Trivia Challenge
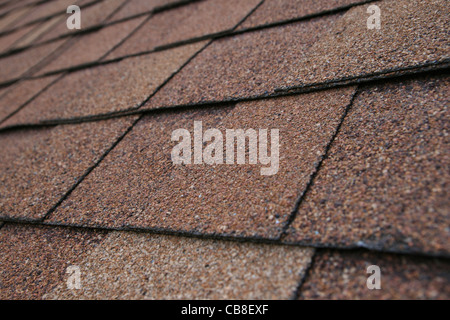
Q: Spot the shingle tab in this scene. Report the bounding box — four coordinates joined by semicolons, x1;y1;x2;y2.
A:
0;223;107;300
0;38;65;83
285;76;450;255
44;231;314;299
106;0;261;59
107;0;181;22
144;14;341;108
36;16;146;75
0;117;136;220
145;0;449;110
46;87;356;238
0;23;34;52
35;0;126;44
0;75;58;122
238;0;364;29
0;6;30;30
0;42;206;127
10;16;61;49
4;0;80;32
298;250;450;300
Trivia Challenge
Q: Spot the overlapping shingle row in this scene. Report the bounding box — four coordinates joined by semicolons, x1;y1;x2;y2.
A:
0;0;448;299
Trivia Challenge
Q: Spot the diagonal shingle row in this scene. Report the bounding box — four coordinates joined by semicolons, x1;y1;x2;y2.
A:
0;0;448;300
0;0;447;128
0;223;315;300
0;223;448;299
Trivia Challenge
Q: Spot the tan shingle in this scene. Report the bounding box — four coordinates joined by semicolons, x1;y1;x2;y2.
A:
44;231;314;299
0;223;107;300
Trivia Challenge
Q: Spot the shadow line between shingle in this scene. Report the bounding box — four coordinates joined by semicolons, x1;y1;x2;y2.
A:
0;59;447;132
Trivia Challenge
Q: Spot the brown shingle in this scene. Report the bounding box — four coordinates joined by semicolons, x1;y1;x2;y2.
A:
35;0;126;44
238;0;364;29
0;223;107;300
44;231;314;299
144;14;340;108
0;75;58;122
10;16;62;49
107;0;181;22
0;42;206;127
0;38;65;83
0;6;31;30
0;117;137;220
0;23;34;52
283;0;450;89
36;16;146;75
285;76;450;255
4;0;81;32
106;0;261;59
145;0;449;110
298;250;450;300
46;87;356;238
0;0;37;17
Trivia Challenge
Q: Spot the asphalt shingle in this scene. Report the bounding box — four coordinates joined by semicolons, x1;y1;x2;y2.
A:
3;0;79;32
0;23;34;52
106;0;261;59
107;0;182;22
34;0;126;44
0;6;31;31
44;231;314;299
0;0;448;301
145;0;449;110
285;75;450;255
0;42;206;127
0;223;107;300
0;117;136;220
0;38;65;83
0;75;58;122
46;87;356;239
35;16;146;75
238;0;365;29
298;250;450;300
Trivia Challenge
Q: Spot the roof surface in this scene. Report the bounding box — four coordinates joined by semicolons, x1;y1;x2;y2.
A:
0;0;448;300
